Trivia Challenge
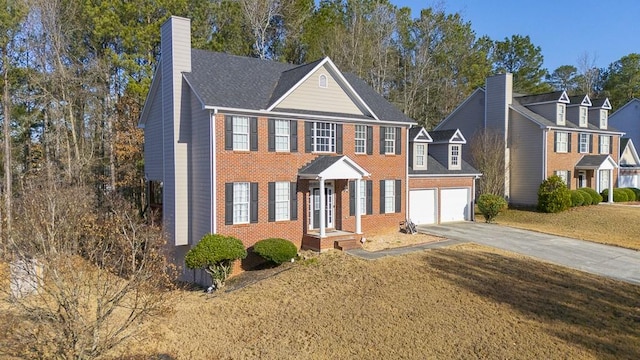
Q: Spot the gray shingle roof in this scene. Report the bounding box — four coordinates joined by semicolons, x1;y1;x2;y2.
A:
510;98;621;132
183;50;414;123
516;91;565;105
575;155;610;169
409;155;480;176
429;129;458;143
298;156;343;175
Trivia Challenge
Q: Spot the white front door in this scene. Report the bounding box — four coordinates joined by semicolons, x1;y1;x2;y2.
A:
309;183;334;229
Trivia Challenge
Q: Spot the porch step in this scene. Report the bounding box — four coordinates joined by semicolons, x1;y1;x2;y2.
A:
334;238;361;251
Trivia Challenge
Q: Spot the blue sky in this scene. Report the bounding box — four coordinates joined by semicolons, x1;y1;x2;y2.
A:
395;0;640;71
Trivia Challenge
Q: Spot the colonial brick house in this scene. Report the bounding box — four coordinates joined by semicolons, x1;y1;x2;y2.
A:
435;73;623;205
139;17;479;279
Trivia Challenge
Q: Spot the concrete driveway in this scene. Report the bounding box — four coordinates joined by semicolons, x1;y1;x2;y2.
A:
418;222;640;286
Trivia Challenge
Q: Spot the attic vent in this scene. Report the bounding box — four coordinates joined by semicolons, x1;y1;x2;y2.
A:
319;74;328;88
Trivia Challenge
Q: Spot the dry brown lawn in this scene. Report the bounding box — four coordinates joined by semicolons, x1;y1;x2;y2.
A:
496;204;640;250
121;245;640;360
361;225;444;251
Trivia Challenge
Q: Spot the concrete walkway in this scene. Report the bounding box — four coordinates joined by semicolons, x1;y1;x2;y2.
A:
418;222;640;285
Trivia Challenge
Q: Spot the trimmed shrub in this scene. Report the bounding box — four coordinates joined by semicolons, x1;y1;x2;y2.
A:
602;188;629;202
253;238;298;265
569;190;585;207
185;234;247;290
621;188;636;201
577;189;593;206
579;187;602;205
538;175;572;213
477;194;508;223
629;187;640;200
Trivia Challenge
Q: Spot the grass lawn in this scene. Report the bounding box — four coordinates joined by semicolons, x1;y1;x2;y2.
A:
495;204;640;250
123;244;640;359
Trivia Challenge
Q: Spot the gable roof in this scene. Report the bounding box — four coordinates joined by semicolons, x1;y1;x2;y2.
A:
429;129;466;144
409;155;480;176
575;155;618;170
568;94;592;107
591;98;612;110
409;127;433;142
610;98;640;117
516;90;569;105
182;50;413;123
298;155;370;180
620;138;640;166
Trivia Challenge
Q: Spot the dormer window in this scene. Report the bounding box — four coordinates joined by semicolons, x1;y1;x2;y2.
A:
579;106;588;127
319;74;328;88
599;109;608;129
449;144;461;170
413;143;427;170
557;103;566;125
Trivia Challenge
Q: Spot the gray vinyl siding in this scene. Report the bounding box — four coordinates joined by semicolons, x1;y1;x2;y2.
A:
508;111;544;205
190;95;212;247
277;64;364;115
428;144;449;167
610;100;640;149
485;74;512;133
437;90;485;163
526;103;557;123
144;86;164;180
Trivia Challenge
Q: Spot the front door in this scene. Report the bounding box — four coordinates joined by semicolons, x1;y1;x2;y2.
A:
578;171;587;188
310;184;334;229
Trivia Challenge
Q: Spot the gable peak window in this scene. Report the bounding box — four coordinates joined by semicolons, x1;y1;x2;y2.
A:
599;109;608;129
449;144;461;169
556;103;566;125
579;106;588;127
319;74;328;88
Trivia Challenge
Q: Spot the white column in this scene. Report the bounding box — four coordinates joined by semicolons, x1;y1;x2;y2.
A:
608;169;614;203
319;177;325;238
355;179;362;234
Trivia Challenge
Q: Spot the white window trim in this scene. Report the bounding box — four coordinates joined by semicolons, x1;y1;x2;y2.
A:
384;127;395;154
554;170;569;187
579;133;589;154
414;143;426;169
600;135;610;154
557;103;566;125
233;182;250;224
600;109;608;129
275;119;290;152
275;182;290;221
313;122;336;153
358;179;366;216
232;116;250;151
319;74;328;88
556;132;568;153
599;169;610;192
449;144;461;169
355;125;366;154
579;106;588;127
384;180;395;214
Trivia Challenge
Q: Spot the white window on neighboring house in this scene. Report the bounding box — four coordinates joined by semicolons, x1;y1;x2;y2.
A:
275;119;290;152
384;127;395;154
415;144;425;167
579;106;588;127
600;135;610;154
232;116;250;150
355;125;366;154
449;144;460;169
557;103;566;125
600;110;608;129
233;182;250;224
599;169;610;193
313;122;336;152
275;182;290;221
579;133;589;153
384;180;395;214
358;179;366;216
556;132;568;153
555;170;569;187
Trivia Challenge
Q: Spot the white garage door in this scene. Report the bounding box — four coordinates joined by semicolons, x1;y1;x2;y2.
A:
409;189;436;225
440;188;469;223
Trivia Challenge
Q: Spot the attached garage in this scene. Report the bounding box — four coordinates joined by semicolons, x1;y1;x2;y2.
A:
440;188;470;222
409;189;436;225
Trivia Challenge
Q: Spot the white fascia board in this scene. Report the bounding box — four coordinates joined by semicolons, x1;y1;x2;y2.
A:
545;126;625;136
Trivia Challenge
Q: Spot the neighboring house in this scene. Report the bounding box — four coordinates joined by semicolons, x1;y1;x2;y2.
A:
139;16;480;279
436;73;623;205
619;138;640;188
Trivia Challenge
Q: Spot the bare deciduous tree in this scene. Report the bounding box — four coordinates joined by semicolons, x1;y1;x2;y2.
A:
469;129;508;197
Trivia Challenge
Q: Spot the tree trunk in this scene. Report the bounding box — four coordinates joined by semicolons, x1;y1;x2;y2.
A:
3;49;12;244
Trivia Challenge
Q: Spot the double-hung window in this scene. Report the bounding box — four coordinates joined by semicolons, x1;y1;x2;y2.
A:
554;170;569;187
275;120;290;152
384;180;395;214
233;182;249;224
579;133;589;153
449;145;460;169
275;182;290;221
600;110;608;129
233;116;250;150
384;127;395;154
555;132;569;153
556;104;566;125
415;144;425;166
355;125;366;154
313;122;335;152
356;179;367;216
579;107;588;127
600;135;610;154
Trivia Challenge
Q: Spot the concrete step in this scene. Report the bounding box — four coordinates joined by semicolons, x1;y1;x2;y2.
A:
334;238;360;251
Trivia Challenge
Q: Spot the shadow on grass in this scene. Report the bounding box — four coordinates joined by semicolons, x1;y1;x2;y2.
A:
425;248;640;359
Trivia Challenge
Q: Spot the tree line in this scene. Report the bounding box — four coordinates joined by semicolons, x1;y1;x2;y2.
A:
1;0;639;238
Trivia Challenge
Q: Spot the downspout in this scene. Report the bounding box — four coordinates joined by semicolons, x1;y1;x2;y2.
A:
211;109;218;234
542;129;548;181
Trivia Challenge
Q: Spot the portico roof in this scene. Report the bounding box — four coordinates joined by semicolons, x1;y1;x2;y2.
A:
575;155;618;170
298;155;370;180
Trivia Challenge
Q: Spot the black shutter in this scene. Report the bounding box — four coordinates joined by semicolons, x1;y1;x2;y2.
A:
268;119;275;152
268;182;275;222
380;126;386;154
567;171;572;189
290;120;298;152
305;122;313;153
290;182;297;220
225;116;233;150
395;127;402;155
598;135;602;153
225;183;233;224
336;123;343;154
589;134;593;153
349;180;355;216
366;126;373;154
250;117;258;151
366;180;373;215
379;180;385;213
395;179;401;213
567;133;572;152
250;182;258;223
554;132;557;152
